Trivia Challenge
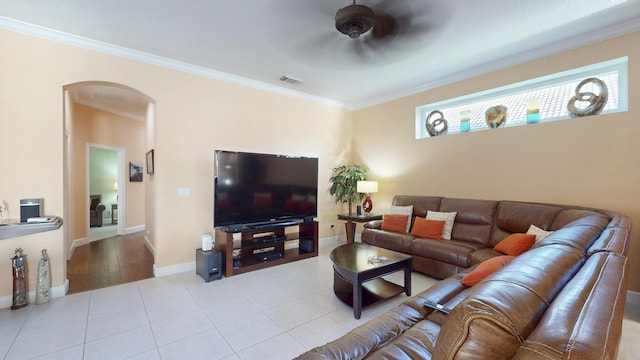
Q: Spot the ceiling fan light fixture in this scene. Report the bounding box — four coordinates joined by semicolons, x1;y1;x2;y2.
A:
335;4;375;39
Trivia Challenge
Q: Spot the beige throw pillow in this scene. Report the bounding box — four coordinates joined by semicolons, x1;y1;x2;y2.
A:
426;211;457;240
389;205;414;233
527;224;554;242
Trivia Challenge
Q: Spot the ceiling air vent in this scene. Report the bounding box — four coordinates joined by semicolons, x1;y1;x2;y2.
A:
280;75;303;85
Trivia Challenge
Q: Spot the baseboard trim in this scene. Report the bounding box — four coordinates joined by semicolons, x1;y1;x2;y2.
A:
69;237;89;260
125;225;145;235
0;279;69;310
319;235;346;245
152;237;344;277
143;235;156;257
153;261;195;277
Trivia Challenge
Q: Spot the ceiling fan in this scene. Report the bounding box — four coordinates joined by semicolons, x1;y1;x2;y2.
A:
334;0;396;40
271;0;449;67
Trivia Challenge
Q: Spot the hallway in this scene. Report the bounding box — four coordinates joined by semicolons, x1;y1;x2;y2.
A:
67;232;154;294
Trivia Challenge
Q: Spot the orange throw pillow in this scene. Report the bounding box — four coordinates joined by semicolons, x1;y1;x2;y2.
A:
410;217;446;239
381;214;410;234
494;233;536;256
461;255;515;286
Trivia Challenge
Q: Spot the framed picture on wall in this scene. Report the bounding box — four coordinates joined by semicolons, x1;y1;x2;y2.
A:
146;149;154;175
129;162;143;182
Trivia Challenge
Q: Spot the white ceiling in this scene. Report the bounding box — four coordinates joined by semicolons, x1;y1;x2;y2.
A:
2;0;640;110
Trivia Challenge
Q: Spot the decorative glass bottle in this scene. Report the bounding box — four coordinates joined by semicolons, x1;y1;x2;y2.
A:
36;249;51;305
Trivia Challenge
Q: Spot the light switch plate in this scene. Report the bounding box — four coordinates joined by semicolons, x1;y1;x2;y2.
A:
177;187;191;197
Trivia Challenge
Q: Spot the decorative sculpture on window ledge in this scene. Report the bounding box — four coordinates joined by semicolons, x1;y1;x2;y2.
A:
567;77;608;118
485;105;508;128
426;110;448;137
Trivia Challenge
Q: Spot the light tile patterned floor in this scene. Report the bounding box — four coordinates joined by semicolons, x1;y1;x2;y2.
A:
1;240;638;359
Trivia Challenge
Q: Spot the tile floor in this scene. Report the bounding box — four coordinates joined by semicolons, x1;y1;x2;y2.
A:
1;240;437;360
1;239;638;359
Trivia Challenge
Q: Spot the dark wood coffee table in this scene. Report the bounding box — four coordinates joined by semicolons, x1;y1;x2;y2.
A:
330;242;412;319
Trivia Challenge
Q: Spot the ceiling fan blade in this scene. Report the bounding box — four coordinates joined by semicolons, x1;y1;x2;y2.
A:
372;13;397;39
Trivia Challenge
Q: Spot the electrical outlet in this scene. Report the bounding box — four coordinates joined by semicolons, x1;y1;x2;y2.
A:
330;224;335;230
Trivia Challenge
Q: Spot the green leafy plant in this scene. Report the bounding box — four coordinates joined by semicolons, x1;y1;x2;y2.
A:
329;164;367;215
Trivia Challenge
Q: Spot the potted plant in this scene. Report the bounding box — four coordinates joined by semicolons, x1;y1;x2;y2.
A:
329;164;367;215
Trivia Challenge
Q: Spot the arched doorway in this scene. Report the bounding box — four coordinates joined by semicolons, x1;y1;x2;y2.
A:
63;81;156;293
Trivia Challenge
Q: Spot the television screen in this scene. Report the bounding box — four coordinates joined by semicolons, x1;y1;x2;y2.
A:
214;150;318;230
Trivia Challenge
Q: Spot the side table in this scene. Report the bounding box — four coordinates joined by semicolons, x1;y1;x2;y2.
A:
338;213;383;243
196;249;222;282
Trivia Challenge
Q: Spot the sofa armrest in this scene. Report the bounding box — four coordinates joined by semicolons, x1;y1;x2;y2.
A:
364;220;382;229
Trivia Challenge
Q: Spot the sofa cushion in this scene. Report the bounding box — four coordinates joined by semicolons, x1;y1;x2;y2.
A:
382;214;411;233
550;208;610;230
491;201;562;246
362;228;414;254
461;255;515;286
410;217;445;239
587;227;629;256
439;198;497;246
411;238;483;268
534;220;609;254
433;244;585;359
393;195;442;218
469;247;502;265
494;233;536;256
426;211;457;240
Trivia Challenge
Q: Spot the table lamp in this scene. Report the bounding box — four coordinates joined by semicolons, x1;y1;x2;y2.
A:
357;180;378;214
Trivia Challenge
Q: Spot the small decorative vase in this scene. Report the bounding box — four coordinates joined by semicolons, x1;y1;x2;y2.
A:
362;195;373;213
11;248;28;310
460;110;471;133
485;105;507;128
36;249;51;305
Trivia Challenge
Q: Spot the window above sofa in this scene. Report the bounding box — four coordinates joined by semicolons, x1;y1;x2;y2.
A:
415;56;628;138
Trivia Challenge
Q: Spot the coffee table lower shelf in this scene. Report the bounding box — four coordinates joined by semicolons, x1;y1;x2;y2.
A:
333;271;406;318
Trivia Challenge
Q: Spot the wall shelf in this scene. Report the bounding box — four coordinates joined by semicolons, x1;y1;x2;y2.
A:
0;216;63;240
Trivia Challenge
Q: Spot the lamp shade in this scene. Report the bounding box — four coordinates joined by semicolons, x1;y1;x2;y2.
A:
357;180;378;193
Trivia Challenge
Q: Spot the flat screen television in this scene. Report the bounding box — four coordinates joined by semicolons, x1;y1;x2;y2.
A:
214;150;318;230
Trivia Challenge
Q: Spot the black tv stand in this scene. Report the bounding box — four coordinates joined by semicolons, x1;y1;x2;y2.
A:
215;221;318;277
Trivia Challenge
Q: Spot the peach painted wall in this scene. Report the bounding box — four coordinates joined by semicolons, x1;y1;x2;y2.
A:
353;31;640;291
3;23;634;304
145;103;156;252
70;103;91;241
0;28;351;301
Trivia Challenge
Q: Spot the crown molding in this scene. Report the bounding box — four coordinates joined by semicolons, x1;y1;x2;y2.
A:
2;14;638;112
0;16;352;110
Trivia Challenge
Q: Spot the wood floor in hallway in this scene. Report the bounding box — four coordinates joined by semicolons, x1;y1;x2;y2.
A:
67;232;154;294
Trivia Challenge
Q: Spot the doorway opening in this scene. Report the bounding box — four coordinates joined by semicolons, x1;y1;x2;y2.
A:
63;81;156;293
87;145;121;242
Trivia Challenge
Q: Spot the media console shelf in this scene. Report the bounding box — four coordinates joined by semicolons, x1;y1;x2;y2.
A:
215;221;318;277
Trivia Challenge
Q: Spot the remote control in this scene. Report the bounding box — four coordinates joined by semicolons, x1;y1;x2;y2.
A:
423;299;452;314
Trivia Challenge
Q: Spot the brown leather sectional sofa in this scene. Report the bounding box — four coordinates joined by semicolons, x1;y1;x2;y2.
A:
297;195;631;359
